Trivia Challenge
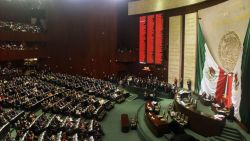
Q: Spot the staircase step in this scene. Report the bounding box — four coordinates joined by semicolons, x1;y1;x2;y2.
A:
220;134;242;141
214;136;229;141
221;130;242;139
223;128;239;134
208;127;247;141
207;137;217;141
224;126;239;132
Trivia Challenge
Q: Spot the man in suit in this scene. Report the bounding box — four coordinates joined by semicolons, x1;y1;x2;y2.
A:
228;105;235;122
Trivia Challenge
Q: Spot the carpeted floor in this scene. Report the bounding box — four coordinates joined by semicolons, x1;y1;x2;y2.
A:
101;98;144;141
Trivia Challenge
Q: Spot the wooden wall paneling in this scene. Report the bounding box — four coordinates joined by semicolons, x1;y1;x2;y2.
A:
46;0;118;78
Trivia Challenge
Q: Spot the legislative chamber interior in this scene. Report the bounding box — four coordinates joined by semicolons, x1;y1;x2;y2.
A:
0;0;250;141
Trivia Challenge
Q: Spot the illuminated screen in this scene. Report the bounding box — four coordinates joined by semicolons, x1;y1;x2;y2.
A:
155;14;163;64
147;15;154;64
139;16;146;63
139;13;163;65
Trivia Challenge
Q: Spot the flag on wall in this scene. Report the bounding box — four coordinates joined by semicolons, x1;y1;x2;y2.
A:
195;23;227;103
196;20;250;129
231;50;242;121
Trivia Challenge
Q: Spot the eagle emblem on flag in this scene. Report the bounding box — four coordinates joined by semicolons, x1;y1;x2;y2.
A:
207;67;216;80
234;73;239;90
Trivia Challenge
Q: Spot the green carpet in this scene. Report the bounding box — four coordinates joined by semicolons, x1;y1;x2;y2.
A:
101;99;144;141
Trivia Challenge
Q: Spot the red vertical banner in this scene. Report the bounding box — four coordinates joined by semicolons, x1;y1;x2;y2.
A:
139;16;146;63
225;73;233;108
147;15;154;64
155;14;163;64
215;67;227;104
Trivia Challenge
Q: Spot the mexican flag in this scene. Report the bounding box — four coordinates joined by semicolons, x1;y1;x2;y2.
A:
196;20;250;129
231;50;242;121
195;23;228;105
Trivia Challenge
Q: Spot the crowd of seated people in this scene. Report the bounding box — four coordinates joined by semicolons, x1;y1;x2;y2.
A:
49;91;80;115
39;72;127;103
45;115;66;139
88;120;104;141
41;94;62;112
0;113;8;127
0;66;22;78
0;42;40;51
199;92;215;106
2;108;105;141
0;109;19;127
0;109;24;141
30;114;50;135
18;113;50;141
58;117;83;140
106;74;172;93
2;112;104;141
0;20;43;33
14;112;37;140
0;71;129;141
77;118;90;140
0;42;24;50
42;116;103;141
0;76;63;110
40;89;105;120
39;72;89;90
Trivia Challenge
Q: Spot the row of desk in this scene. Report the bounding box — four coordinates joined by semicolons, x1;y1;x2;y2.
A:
174;93;226;137
144;101;170;137
145;112;170;137
0;111;25;140
144;91;226;138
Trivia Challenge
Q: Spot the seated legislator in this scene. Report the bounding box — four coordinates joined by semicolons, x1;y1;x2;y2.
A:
145;101;161;114
200;92;214;106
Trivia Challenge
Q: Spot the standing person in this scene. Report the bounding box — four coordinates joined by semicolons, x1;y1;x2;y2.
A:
187;79;191;91
179;78;183;88
174;78;178;87
228;105;235;122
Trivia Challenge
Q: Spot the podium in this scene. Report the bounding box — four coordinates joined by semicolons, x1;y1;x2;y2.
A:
121;114;129;133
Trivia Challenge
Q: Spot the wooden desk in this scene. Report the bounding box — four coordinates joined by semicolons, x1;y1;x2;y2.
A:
174;100;225;137
121;114;129;133
145;112;170;137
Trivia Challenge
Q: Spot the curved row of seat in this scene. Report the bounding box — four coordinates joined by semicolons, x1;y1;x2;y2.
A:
1;71;129;141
